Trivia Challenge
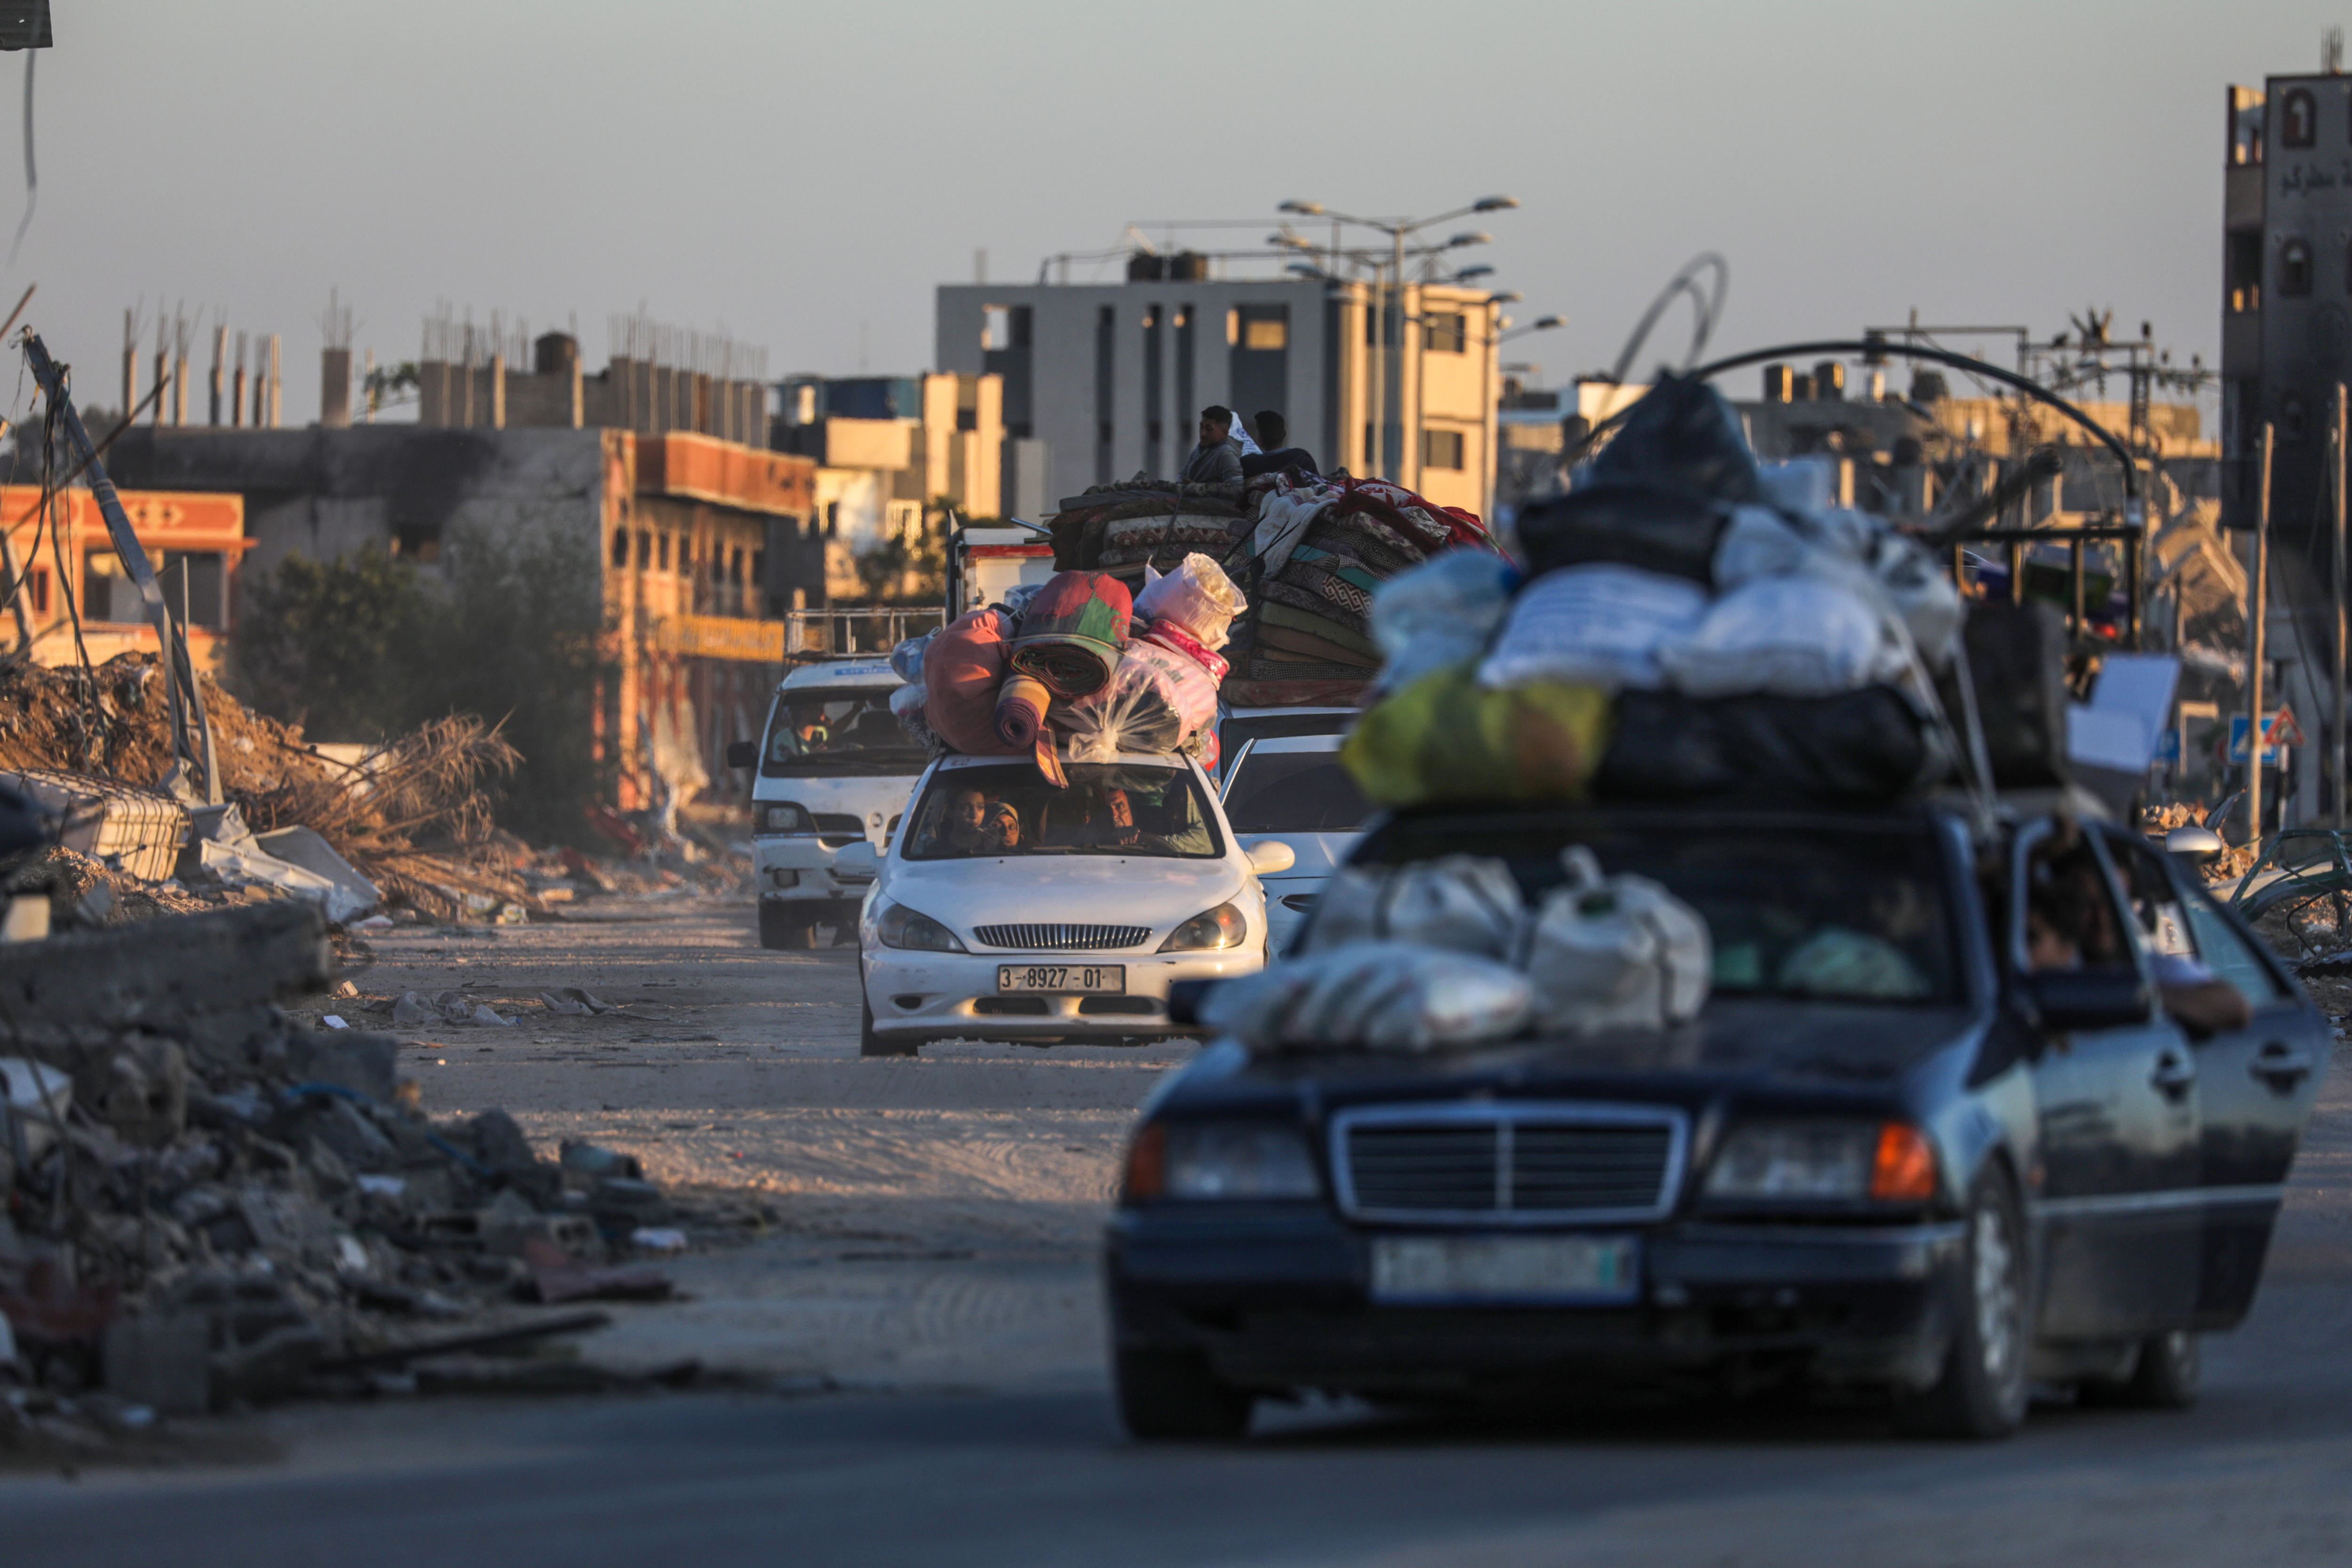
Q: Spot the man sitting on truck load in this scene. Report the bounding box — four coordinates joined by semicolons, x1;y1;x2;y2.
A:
1240;410;1319;479
1178;406;1244;486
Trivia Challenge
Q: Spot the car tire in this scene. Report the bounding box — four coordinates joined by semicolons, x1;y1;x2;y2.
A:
1895;1165;2030;1441
757;900;803;950
2080;1330;2201;1411
858;993;918;1058
1113;1346;1252;1442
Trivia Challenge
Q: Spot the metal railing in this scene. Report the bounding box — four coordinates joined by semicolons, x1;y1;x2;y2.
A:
784;606;946;658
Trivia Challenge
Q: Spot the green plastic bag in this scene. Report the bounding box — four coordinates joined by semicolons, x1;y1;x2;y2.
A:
1342;663;1613;807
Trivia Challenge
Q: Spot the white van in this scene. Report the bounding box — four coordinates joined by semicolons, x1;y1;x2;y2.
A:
744;657;930;949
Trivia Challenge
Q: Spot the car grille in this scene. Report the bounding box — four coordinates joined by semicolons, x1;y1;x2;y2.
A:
971;923;1153;952
1334;1105;1685;1224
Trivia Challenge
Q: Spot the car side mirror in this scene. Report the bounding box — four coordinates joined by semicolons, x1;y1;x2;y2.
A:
1245;840;1296;876
833;842;881;881
727;740;757;770
2164;825;2225;864
2019;968;2153;1033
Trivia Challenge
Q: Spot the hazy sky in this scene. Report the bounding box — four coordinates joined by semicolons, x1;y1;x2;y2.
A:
3;1;2335;428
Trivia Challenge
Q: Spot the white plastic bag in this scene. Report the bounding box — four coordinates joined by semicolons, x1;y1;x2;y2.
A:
1304;855;1524;958
1058;638;1221;761
1133;552;1248;651
1516;847;1710;1035
889;682;928;718
1660;576;1907;698
1477;565;1708;692
1202;941;1534;1054
1714;506;1963;671
1370;549;1518;693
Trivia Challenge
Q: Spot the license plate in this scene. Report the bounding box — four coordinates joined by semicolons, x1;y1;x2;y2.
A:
1370;1234;1639;1304
996;964;1125;994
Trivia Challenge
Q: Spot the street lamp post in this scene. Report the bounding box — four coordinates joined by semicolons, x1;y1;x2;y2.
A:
1276;196;1518;481
1480;306;1561;518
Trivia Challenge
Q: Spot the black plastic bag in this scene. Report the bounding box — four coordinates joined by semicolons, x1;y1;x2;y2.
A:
1595;686;1943;806
1511;482;1730;584
1583;375;1761;505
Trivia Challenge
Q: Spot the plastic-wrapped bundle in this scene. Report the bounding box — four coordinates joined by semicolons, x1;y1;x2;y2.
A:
1058;635;1222;763
1369;549;1519;694
1342;663;1612;808
922;607;1024;756
1477;565;1708;692
1515;848;1710;1035
1594;686;1942;806
1200;941;1534;1055
1660;576;1908;698
1133;553;1247;651
1303;855;1525;959
1007;571;1133;699
889;629;937;685
1713;505;1964;671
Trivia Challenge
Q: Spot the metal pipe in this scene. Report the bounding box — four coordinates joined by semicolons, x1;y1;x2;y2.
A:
2250;423;2273;845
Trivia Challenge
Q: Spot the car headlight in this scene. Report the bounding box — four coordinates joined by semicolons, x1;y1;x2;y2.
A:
1121;1121;1319;1202
760;802;814;834
1703;1121;1937;1202
875;900;966;953
1157;902;1248;952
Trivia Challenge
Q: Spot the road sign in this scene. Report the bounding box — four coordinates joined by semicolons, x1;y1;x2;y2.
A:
2227;712;2296;765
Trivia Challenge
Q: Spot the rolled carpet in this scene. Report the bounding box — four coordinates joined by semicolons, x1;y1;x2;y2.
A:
995;675;1051;750
1009;569;1133;699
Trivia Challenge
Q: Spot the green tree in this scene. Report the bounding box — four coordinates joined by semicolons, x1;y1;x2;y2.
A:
232;546;429;738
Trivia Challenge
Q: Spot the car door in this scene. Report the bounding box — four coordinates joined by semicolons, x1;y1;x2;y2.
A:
2018;823;2203;1340
2161;857;2329;1327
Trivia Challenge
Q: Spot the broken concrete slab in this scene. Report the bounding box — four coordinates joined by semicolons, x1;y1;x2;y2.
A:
0;767;189;882
254;826;381;922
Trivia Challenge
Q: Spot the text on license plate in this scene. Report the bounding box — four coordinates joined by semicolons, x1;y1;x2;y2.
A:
1370;1234;1639;1304
996;964;1125;993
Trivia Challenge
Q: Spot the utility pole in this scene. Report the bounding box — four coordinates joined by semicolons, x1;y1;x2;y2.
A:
2249;423;2273;844
2336;385;2347;828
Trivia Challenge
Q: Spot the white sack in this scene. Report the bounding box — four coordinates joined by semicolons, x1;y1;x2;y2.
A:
1202;941;1534;1055
1478;565;1708;692
1304;855;1525;959
1370;549;1517;694
1660;576;1907;699
1516;847;1711;1035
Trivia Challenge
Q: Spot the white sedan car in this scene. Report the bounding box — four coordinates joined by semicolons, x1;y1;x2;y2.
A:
852;750;1290;1056
1216;732;1372;955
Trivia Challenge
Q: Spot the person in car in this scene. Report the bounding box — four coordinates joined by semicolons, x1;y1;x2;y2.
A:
2023;836;2251;1037
928;786;1020;855
1041;785;1144;850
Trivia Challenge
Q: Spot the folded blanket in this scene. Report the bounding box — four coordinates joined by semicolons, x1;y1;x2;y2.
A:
1261;580;1372;640
995;675;1050;750
1257;621;1381;668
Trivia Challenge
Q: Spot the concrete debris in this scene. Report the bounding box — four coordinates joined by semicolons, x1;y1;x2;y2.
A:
390;990;517;1028
0;767;189;882
0;897;681;1438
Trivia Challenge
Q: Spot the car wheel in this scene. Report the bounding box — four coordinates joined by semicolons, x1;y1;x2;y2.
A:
858;993;918;1058
757;901;804;950
1113;1346;1252;1442
2081;1330;2201;1411
1895;1166;2029;1440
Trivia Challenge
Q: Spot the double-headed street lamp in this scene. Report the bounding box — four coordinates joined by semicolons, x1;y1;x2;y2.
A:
1272;196;1520;481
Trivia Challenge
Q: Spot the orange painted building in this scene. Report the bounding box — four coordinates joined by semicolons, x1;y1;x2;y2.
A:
0;485;248;673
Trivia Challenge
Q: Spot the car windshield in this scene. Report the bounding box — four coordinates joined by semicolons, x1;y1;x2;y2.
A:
1223;751;1370;835
903;762;1224;860
762;687;929;776
1358;813;1959;1005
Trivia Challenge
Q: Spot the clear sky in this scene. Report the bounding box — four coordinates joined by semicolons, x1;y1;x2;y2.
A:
1;0;2335;427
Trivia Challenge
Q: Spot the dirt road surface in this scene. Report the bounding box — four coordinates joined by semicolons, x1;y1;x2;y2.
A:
6;896;2352;1567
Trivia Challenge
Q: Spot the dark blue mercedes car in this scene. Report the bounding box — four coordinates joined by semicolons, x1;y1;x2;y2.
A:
1108;804;2328;1440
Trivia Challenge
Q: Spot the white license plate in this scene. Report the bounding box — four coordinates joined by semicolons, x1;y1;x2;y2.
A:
1371;1234;1639;1304
996;964;1125;994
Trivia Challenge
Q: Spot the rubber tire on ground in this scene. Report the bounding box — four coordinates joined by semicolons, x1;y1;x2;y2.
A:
1895;1166;2030;1440
1113;1346;1253;1442
2080;1329;2201;1410
858;991;918;1058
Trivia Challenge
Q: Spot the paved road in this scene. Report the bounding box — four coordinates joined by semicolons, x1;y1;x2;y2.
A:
6;910;2352;1565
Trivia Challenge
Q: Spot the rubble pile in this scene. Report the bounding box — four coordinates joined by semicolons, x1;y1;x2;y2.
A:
0;898;700;1454
0;652;532;922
